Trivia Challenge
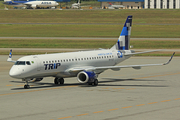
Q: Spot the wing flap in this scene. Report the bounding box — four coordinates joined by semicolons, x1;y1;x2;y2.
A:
67;52;175;73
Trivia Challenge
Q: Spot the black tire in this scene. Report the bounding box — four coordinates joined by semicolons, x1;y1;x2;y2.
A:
54;78;59;84
94;79;98;86
24;85;30;89
60;78;64;85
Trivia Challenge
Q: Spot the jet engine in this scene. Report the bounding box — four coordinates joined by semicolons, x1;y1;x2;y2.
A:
77;71;97;83
31;78;43;82
31;4;37;9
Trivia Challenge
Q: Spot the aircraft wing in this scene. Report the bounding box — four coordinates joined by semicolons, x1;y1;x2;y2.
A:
67;52;175;73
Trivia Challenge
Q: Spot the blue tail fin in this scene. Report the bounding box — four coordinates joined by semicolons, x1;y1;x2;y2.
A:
111;15;132;50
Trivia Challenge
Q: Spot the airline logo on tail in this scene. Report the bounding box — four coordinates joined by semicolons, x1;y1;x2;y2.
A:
110;15;132;51
118;16;132;50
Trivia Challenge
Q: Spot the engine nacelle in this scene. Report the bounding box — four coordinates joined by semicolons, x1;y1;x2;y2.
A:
31;78;43;82
31;4;37;9
77;71;96;83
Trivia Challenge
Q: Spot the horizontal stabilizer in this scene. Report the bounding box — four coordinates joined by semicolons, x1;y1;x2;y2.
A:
124;50;161;56
7;49;16;63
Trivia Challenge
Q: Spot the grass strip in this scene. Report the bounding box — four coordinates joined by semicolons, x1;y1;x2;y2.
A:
0;24;180;38
0;39;180;49
0;9;180;24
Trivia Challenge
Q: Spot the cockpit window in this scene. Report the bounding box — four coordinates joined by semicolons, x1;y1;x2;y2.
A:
26;61;31;65
15;61;25;65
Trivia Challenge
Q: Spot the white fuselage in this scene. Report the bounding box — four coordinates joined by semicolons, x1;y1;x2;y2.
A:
4;1;59;8
9;49;131;80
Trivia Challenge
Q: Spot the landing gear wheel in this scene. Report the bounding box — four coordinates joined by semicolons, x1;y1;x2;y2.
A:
94;79;98;86
54;78;59;84
24;85;30;89
54;78;64;85
59;78;64;85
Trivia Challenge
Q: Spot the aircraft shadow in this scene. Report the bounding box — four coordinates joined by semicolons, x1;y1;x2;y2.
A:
11;78;167;90
11;82;84;90
98;78;167;87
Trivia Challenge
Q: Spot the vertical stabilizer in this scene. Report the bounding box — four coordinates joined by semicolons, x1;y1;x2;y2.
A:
111;16;132;50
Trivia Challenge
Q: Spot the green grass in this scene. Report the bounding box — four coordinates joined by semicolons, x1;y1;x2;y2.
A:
0;9;180;24
0;24;180;38
0;9;179;38
0;39;179;56
0;9;179;56
0;39;179;49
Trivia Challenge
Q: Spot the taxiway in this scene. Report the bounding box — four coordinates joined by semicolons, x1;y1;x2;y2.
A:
0;55;180;120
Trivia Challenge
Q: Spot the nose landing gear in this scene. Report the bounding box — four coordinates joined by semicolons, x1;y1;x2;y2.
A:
23;79;30;89
24;84;30;89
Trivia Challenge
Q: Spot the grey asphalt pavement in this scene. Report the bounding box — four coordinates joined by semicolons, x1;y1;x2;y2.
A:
0;55;180;120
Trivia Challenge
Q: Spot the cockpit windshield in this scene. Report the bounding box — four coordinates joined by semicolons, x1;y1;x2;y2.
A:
15;61;31;65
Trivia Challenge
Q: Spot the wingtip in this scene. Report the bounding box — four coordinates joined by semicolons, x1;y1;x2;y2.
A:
163;52;175;65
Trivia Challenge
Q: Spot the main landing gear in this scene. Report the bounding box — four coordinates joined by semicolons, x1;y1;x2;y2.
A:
88;79;98;86
54;77;64;85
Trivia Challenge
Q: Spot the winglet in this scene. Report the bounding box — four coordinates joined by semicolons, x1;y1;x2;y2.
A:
163;52;175;65
7;49;16;63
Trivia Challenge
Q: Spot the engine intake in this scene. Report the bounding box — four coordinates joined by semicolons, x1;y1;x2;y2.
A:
77;71;96;83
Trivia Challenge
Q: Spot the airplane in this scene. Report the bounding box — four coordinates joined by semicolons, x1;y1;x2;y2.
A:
108;2;124;9
7;16;175;89
3;0;59;9
71;0;80;9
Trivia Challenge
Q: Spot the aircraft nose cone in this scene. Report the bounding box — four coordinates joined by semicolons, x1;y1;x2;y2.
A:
9;66;22;78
